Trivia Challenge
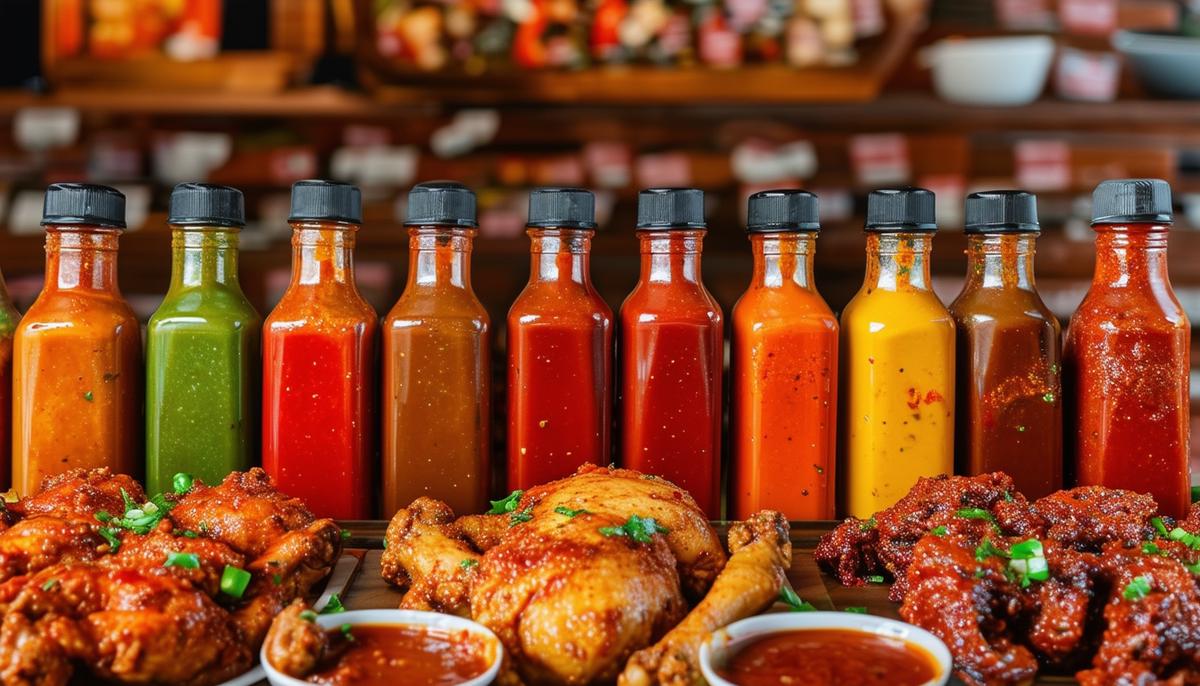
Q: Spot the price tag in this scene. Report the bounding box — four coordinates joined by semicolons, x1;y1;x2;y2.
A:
584;141;632;188
636;152;692;188
1015;140;1071;192
850;133;910;186
994;0;1054;31
1058;0;1118;36
1055;48;1120;102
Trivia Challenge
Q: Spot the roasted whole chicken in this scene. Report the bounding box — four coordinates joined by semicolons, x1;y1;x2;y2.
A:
369;465;790;686
817;472;1200;685
0;468;342;686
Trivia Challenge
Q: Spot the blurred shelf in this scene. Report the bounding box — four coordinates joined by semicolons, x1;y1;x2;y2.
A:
0;87;1199;134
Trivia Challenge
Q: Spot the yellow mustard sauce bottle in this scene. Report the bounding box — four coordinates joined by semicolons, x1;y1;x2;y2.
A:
841;188;955;518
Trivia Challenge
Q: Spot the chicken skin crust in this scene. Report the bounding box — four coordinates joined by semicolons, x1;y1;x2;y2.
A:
381;464;790;686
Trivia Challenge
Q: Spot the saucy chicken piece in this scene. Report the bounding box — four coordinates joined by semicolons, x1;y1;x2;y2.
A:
899;533;1040;686
0;565;251;686
381;497;478;615
816;473;1040;601
1031;486;1157;552
1025;543;1103;670
0;518;105;585
1078;545;1200;685
263;600;341;678
619;511;791;686
102;520;246;597
170;468;316;559
7;468;144;522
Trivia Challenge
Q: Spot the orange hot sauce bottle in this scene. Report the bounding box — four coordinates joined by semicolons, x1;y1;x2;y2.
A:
730;190;838;520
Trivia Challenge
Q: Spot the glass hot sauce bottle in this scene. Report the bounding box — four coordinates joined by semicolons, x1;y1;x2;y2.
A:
146;183;260;494
383;181;490;516
1065;179;1191;518
507;188;613;490
949;191;1062;500
262;181;377;519
13;184;142;495
730;190;838;521
619;188;724;518
841;188;955;518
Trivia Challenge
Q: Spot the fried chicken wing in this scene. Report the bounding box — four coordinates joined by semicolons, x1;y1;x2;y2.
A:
0;565;251;686
262;601;339;679
1031;487;1157;552
619;511;791;686
170;468;315;558
381;497;479;614
7;468;144;522
102;520;246;597
0;518;105;584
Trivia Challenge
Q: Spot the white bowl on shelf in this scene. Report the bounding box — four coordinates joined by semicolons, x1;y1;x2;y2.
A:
922;35;1056;106
699;611;952;686
260;609;503;686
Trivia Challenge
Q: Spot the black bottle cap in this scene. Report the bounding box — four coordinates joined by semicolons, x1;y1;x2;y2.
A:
865;187;937;232
1092;179;1173;225
168;183;245;227
405;181;477;227
964;190;1039;234
636;188;705;229
528;188;597;229
747;189;820;232
41;183;126;229
289;180;362;224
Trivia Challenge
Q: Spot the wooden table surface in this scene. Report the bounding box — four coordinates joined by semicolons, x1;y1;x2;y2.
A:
298;521;1075;685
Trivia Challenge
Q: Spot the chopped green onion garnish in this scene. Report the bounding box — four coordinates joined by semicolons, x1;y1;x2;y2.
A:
164;552;200;569
1009;556;1049;588
956;508;993;521
299;610;318;622
1187;560;1200;576
340;529;352;541
340;624;355;642
41;578;58;591
98;527;121;553
598;515;669;544
1123;575;1151;601
172;472;194;495
844;606;868;614
1009;539;1044;560
95;511;112;523
1143;542;1164;556
459;559;478;570
929;525;947;537
509;507;534;527
554;506;589;518
866;575;885;584
321;593;346;615
779;586;816;612
860;517;877;531
975;539;1007;562
219;565;252;599
1151;517;1169;537
272;574;282;586
488;490;523;515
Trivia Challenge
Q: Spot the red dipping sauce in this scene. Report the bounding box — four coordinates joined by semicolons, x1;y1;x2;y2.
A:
716;629;939;686
507;214;613;490
619;189;723;517
308;624;492;686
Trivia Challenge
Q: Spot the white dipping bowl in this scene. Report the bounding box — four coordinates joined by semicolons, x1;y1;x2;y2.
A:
923;35;1055;106
261;609;503;686
700;611;952;686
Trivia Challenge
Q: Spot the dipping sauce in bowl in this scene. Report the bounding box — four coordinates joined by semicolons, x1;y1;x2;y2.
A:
308;624;492;686
700;611;950;686
715;628;938;686
262;609;503;686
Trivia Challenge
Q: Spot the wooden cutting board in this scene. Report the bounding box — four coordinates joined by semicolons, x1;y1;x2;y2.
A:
264;521;1073;685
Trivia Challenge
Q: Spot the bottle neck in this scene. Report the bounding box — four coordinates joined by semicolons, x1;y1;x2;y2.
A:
637;229;705;285
962;233;1037;292
169;226;242;290
1091;223;1171;289
527;227;594;286
863;232;934;292
289;221;359;287
43;225;121;294
750;232;816;290
406;225;476;290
